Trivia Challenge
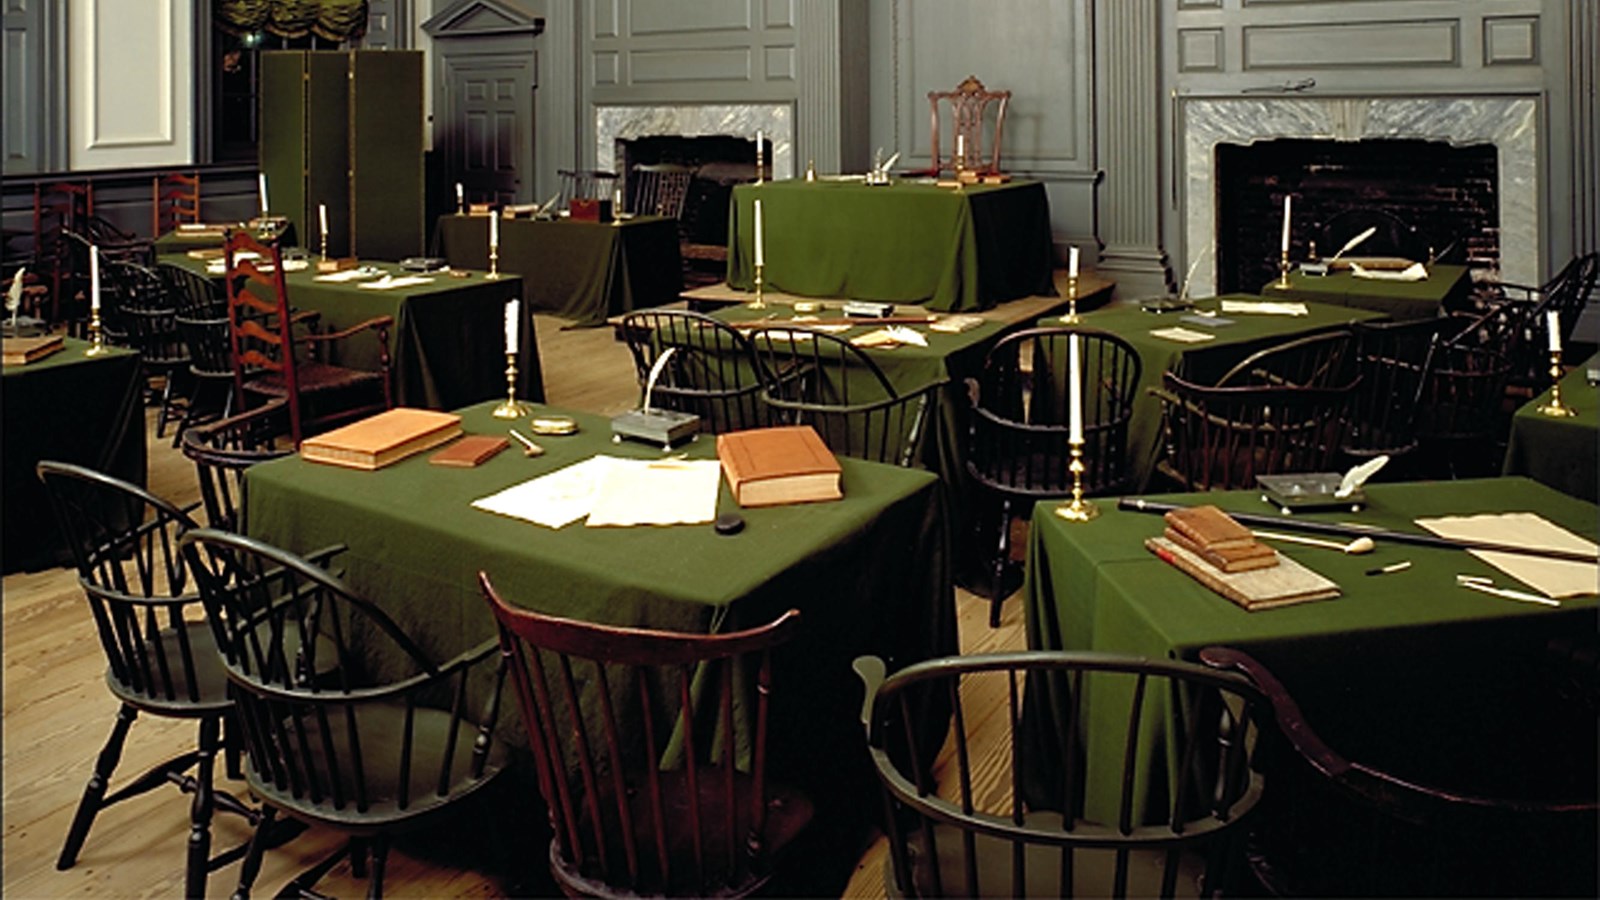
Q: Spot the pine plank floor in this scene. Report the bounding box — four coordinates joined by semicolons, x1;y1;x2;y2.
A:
2;310;1030;898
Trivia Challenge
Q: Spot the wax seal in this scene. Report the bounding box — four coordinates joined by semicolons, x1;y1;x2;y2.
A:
714;513;745;536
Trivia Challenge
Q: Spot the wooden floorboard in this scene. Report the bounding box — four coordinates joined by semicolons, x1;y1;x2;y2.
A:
3;297;1035;898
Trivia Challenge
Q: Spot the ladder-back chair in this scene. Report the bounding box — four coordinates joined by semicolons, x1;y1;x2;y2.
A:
152;171;202;237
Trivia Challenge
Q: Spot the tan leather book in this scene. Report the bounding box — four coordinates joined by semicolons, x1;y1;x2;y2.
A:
2;335;64;366
1146;536;1339;611
716;425;843;507
1163;527;1279;573
429;435;508;468
300;408;462;470
1164;505;1256;550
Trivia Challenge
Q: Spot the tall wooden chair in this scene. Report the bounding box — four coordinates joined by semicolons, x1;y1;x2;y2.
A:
618;309;769;435
747;325;944;468
479;572;814;897
558;168;621;206
36;461;264;900
855;651;1271;898
628;162;694;218
152;171;202;236
964;327;1141;625
32;181;93;324
926;75;1010;175
182;529;509;900
224;229;393;445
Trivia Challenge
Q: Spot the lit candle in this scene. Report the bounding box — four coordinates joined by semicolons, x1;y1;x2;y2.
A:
1068;334;1083;443
505;299;520;352
1281;195;1292;254
753;199;764;267
258;173;269;217
1068;245;1080;279
89;245;100;313
489;210;499;252
318;203;328;241
455;182;464;209
1547;310;1562;353
956;134;965;165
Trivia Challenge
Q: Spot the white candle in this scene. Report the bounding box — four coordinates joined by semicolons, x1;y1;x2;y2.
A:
89;245;100;313
956;134;965;164
753;199;764;267
455;182;464;209
1547;310;1562;353
1281;195;1292;254
258;173;269;216
1068;245;1080;279
1068;334;1083;443
318;203;328;241
489;211;499;251
505;299;520;352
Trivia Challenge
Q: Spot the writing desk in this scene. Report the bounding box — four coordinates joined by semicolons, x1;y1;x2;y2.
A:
726;179;1055;312
1068;296;1384;488
433;214;683;326
1504;352;1598;502
1261;263;1471;320
161;254;539;409
245;400;955;839
3;338;146;572
1022;477;1597;824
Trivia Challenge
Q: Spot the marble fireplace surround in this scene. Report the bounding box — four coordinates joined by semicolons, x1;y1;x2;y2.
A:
596;104;794;181
1183;96;1538;298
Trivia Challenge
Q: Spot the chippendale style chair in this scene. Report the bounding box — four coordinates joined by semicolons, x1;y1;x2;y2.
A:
927;75;1011;175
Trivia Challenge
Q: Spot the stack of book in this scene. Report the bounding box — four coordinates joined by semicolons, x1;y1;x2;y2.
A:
1145;505;1339;611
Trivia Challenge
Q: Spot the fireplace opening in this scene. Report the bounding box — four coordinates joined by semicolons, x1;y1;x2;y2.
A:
616;135;766;277
1215;138;1499;295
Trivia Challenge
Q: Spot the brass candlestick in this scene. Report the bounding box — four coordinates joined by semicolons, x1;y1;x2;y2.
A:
492;352;528;419
486;244;501;280
84;307;108;356
1063;275;1081;324
1536;350;1577;417
319;232;329;264
1275;249;1292;289
1055;440;1099;521
747;262;767;309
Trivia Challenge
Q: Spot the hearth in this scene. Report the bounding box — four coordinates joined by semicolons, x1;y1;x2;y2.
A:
616;134;767;249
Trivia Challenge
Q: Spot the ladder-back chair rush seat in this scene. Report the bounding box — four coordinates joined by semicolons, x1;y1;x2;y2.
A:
925;75;1011;176
1201;646;1598;898
855;651;1272;898
179;400;293;534
479;573;814;898
223;229;393;446
746;325;944;469
1152;372;1359;492
181;529;510;900
618;309;770;435
965;327;1140;626
36;461;263;900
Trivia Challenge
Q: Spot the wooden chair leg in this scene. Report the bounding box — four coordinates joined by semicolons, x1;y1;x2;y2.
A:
348;837;368;878
365;835;389;900
57;703;138;870
185;716;221;899
231;804;276;900
989;500;1012;628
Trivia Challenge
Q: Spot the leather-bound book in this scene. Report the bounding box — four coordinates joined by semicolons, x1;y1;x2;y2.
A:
1163;527;1279;573
1164;505;1256;550
429;435;508;468
3;335;64;366
1146;537;1339;611
717;425;843;507
300;408;462;470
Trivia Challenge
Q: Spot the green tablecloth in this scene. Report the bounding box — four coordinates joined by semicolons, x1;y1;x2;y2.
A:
245;400;955;819
1022;477;1598;824
1065;296;1385;488
726;179;1055;312
433;214;684;326
1504;353;1599;502
1261;264;1470;320
161;254;540;409
3;338;147;572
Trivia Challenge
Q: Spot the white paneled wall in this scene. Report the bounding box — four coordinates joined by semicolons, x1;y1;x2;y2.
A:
69;0;193;170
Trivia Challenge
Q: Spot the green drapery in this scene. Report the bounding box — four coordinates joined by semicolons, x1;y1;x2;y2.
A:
215;0;369;42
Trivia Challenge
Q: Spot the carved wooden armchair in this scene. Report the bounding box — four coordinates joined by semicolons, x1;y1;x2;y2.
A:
926;75;1011;176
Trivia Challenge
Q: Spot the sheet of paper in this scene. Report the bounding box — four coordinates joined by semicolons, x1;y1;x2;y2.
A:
1219;299;1309;316
1350;262;1429;282
852;328;905;348
885;325;928;347
787;316;851;334
471;456;613;529
1415;512;1598;599
358;274;434;290
929;314;985;334
313;268;382;283
585;458;721;527
1148;326;1217;344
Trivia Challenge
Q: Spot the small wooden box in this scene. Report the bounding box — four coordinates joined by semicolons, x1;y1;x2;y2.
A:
568;198;613;223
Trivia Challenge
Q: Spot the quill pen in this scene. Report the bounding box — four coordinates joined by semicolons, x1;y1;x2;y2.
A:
6;267;24;329
1328;226;1377;263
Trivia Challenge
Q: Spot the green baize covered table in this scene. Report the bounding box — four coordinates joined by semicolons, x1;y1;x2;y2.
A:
727;178;1056;312
1261;263;1470;320
1504;352;1599;502
162;253;540;409
245;400;956;827
1021;477;1598;825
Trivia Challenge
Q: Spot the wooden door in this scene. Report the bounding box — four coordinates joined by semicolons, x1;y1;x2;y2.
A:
445;55;535;206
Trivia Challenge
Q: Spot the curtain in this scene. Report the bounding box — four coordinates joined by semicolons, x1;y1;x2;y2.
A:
215;0;369;42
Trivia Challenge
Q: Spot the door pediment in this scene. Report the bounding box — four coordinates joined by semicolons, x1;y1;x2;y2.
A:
422;0;545;38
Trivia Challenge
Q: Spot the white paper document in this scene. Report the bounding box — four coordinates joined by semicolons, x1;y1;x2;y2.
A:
313;268;383;283
471;456;614;529
1350;262;1428;282
358;274;434;290
1415;512;1599;599
585;458;721;527
1219;299;1309;316
1148;326;1217;344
